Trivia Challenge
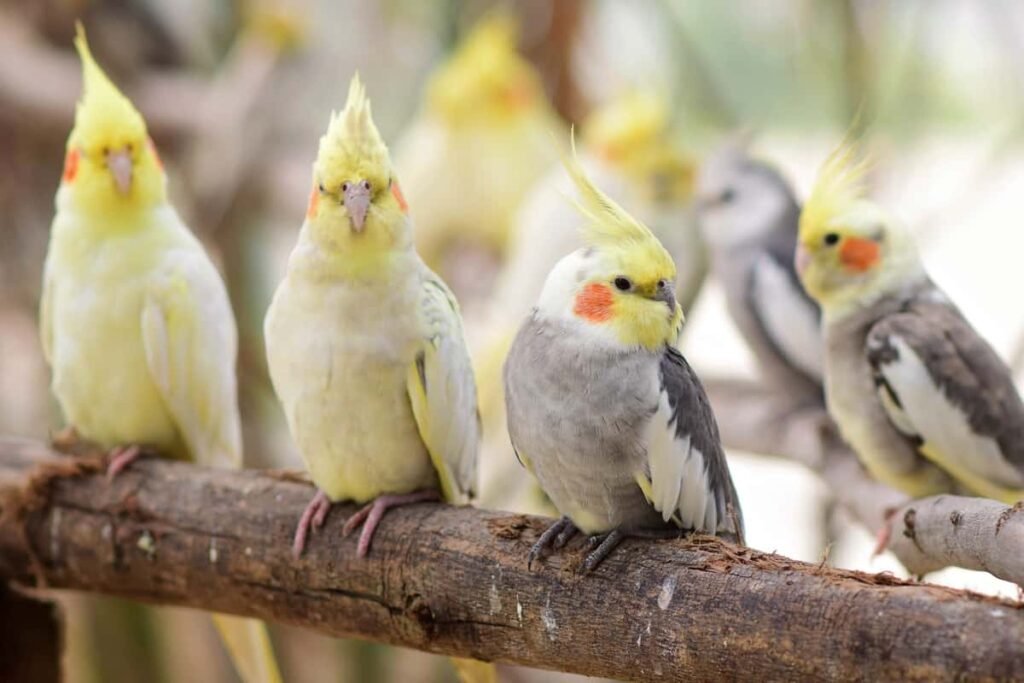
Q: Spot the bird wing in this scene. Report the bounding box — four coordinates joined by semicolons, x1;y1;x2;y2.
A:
140;247;242;469
637;346;745;541
747;249;823;383
866;296;1024;500
406;270;480;503
40;260;54;364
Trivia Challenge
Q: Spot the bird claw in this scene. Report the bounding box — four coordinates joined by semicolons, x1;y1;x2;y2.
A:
293;490;332;559
106;444;143;481
582;529;625;573
528;517;576;570
342;490;440;558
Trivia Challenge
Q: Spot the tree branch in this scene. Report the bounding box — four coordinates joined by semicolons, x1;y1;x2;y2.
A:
1;437;1023;680
885;495;1024;585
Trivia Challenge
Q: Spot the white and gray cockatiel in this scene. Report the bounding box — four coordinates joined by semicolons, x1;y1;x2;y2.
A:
696;141;822;396
797;144;1024;504
264;75;479;559
503;140;744;572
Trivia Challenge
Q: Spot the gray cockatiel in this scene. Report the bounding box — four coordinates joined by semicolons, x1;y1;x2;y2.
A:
503;141;744;572
696;142;822;396
797;145;1024;503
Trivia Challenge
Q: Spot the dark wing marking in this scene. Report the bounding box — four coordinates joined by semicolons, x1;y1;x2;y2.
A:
660;346;745;542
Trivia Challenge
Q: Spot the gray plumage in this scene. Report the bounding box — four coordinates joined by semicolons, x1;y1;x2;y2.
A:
697;150;823;394
504;314;744;539
825;277;1024;499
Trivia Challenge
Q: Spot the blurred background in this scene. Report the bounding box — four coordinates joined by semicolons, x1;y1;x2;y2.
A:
2;0;1024;681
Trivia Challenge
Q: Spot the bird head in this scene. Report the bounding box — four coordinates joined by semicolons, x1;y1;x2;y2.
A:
536;135;683;351
695;137;798;250
583;91;695;204
306;74;411;265
63;25;166;217
426;14;546;128
796;142;922;315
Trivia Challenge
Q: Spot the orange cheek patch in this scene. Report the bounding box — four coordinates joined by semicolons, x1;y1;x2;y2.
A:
306;185;320;220
147;137;164;171
839;237;881;272
391;180;408;214
62;148;79;183
573;283;614;322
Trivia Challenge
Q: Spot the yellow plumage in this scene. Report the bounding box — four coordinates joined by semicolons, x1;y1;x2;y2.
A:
42;25;280;683
394;12;561;275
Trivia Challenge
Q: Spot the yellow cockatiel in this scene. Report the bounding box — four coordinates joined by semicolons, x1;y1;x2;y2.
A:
264;73;492;683
40;25;280;683
394;13;561;277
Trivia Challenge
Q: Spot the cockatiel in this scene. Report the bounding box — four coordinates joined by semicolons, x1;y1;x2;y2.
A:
264;74;491;683
797;143;1024;503
394;13;560;280
696;141;822;395
264;74;479;556
40;26;280;683
503;138;744;572
476;91;702;512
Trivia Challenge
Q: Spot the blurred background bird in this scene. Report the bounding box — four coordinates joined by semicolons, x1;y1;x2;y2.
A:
41;26;281;683
695;136;822;400
394;12;562;304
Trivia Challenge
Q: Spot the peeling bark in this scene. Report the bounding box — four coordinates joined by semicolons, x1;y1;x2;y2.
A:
1;437;1024;681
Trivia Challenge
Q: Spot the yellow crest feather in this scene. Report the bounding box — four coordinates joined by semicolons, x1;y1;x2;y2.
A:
316;73;390;187
562;131;660;250
71;23;147;148
799;138;871;241
582;90;669;158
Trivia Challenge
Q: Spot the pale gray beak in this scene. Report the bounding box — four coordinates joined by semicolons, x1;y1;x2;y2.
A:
106;149;133;196
343;181;371;232
654;281;676;312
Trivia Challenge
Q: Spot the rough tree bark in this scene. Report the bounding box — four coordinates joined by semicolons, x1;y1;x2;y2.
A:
1;437;1023;682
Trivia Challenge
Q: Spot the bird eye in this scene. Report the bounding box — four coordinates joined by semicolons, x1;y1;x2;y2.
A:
318;183;325;193
720;188;736;204
342;182;350;192
125;143;133;153
613;277;633;291
823;232;840;246
102;146;110;156
657;279;669;290
361;180;372;191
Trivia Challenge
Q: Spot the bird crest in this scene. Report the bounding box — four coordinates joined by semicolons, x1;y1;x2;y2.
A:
799;138;871;241
316;74;390;188
71;23;147;149
562;132;669;260
583;90;670;161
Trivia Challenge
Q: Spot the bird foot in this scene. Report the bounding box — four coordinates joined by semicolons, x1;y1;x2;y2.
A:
106;445;143;481
293;490;332;559
581;527;682;573
342;490;440;558
528;517;577;570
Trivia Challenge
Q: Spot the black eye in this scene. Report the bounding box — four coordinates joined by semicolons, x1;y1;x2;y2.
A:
341;182;350;192
657;279;669;290
613;277;632;291
720;188;735;204
823;232;840;246
361;180;371;191
318;183;325;193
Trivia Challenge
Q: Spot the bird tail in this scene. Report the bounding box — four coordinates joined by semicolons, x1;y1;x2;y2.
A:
211;613;283;683
451;657;498;683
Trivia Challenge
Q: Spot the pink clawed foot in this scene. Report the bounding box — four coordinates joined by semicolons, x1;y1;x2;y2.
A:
342;490;441;558
106;445;142;481
293;490;332;559
872;508;898;558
